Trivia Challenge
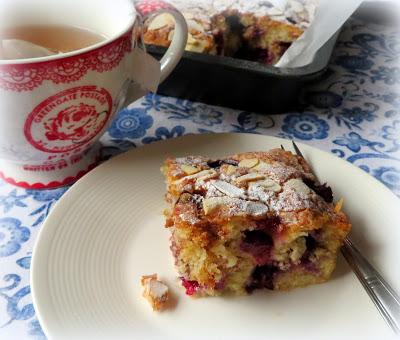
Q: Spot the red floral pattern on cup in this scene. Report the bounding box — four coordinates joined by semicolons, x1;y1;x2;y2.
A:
0;32;132;92
135;0;176;17
24;86;112;153
44;103;100;142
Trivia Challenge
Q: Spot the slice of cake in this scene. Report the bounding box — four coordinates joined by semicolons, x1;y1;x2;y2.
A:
161;149;351;296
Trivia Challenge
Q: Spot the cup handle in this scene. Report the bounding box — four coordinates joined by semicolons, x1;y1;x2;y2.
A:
134;0;188;83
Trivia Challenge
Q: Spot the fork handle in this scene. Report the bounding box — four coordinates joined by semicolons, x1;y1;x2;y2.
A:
341;238;400;334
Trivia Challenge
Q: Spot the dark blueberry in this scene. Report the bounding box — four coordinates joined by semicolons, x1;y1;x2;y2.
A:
213;31;224;55
207;160;222;168
305;235;317;252
207;159;238;168
301;235;318;264
303;178;333;203
256;216;281;232
243;230;273;246
241;230;273;265
246;265;277;292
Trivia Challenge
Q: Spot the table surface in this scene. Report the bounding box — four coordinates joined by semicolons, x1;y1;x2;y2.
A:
1;16;399;340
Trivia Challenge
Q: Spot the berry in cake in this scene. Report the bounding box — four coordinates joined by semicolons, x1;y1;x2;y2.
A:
141;274;170;310
161;149;351;296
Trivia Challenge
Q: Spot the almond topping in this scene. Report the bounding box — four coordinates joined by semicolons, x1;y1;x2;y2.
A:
173;169;217;184
238;158;259;168
181;164;200;175
254;161;273;171
141;274;169;311
147;13;174;31
285;179;311;195
225;165;237;175
211;180;246;198
235;173;265;184
249;179;281;192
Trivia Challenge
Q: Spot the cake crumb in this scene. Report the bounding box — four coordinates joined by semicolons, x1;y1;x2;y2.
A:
141;274;169;311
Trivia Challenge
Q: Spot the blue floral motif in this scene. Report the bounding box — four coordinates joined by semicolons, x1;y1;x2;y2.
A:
0;190;28;213
361;91;400;108
231;112;274;133
168;104;223;126
381;120;400;152
282;113;329;140
16;255;31;269
0;274;35;328
304;91;343;109
373;167;400;192
371;66;400;85
108;108;153;139
26;187;68;227
28;319;46;339
385;110;399;118
0;218;30;257
333;132;382;152
26;188;67;202
343;32;400;62
380;93;400;107
335;55;374;72
382;120;400;144
142;126;185;144
338;106;376;126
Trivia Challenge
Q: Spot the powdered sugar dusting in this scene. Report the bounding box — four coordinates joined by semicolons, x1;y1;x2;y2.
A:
168;149;327;222
167;0;319;27
211;180;246;198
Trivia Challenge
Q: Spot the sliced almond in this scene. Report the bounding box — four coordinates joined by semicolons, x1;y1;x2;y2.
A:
225;165;237;175
186;36;209;53
173;169;217;184
246;201;269;216
250;179;281;192
187;32;197;45
203;197;227;215
285;178;311;195
195;169;218;182
181;164;200;175
147;13;174;31
238;158;259;168
211;180;246;198
254;161;273;172
235;173;265;184
187;19;205;33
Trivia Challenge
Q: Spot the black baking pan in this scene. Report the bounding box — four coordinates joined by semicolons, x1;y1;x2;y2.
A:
146;31;340;114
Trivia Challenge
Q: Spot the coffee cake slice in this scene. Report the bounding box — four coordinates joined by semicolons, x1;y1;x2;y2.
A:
162;149;351;296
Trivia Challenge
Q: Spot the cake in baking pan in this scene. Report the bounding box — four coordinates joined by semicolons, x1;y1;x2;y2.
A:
143;0;318;64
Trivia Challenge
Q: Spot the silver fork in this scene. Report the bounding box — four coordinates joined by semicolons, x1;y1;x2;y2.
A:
284;141;400;334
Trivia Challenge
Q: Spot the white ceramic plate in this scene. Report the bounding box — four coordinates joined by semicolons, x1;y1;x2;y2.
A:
31;133;400;340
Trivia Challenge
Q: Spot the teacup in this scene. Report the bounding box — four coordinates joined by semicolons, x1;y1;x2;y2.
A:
0;0;187;188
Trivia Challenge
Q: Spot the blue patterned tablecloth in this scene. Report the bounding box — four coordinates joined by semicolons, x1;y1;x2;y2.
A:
1;17;399;339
